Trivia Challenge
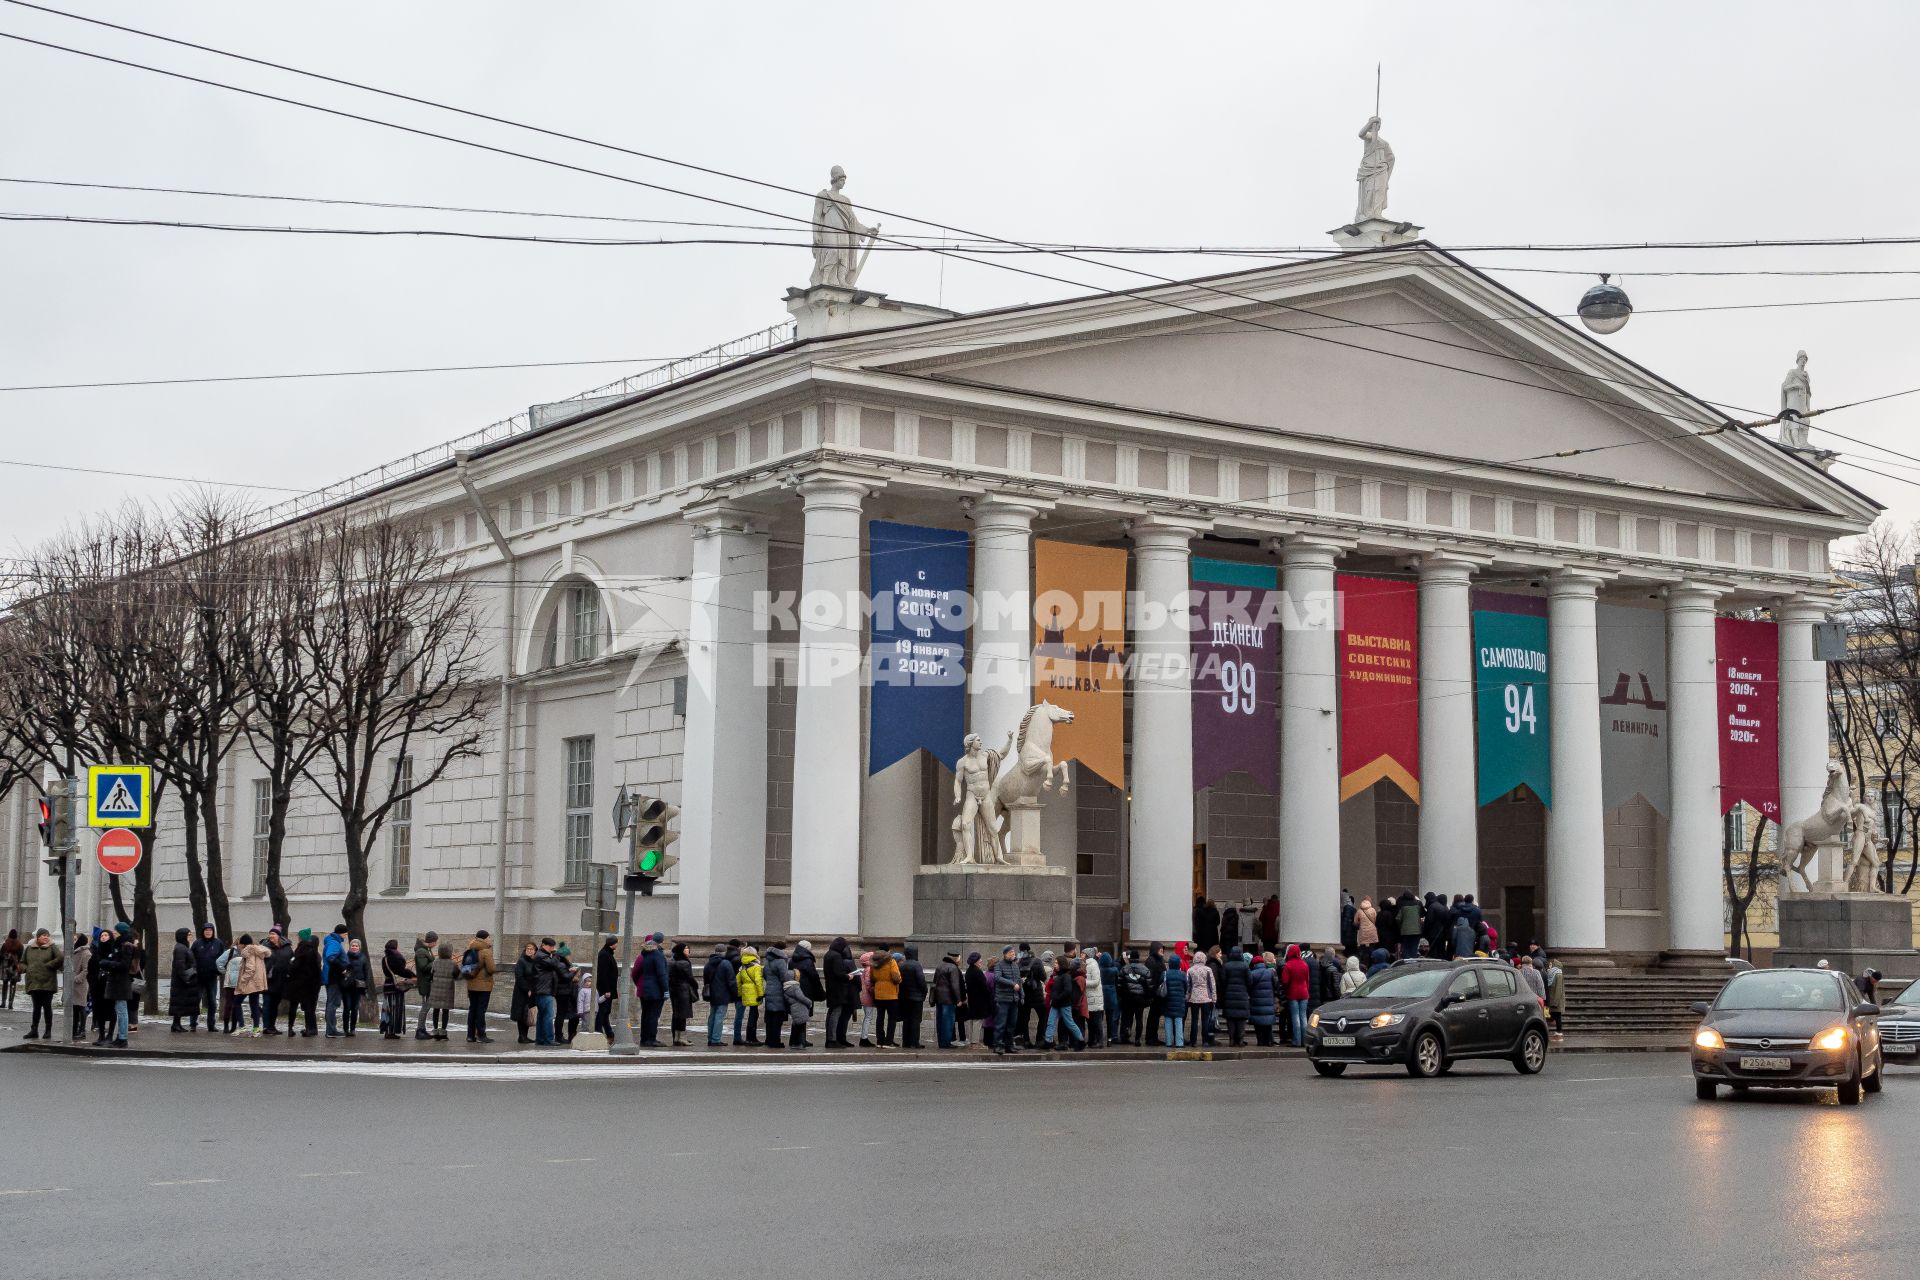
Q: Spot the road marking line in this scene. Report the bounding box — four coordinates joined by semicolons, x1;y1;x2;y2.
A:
149;1178;223;1187
668;1152;701;1157
544;1157;596;1164
858;1140;890;1146
0;1188;68;1196
299;1171;363;1179
764;1145;811;1152
440;1164;479;1170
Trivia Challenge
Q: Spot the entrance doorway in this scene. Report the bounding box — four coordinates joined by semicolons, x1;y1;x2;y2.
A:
1501;885;1539;953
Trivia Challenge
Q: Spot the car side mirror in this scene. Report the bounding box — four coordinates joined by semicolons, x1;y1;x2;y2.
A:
1442;991;1469;1009
1854;1002;1880;1019
1689;1001;1711;1016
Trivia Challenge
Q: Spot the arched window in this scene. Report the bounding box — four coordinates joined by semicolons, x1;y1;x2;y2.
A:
535;577;607;669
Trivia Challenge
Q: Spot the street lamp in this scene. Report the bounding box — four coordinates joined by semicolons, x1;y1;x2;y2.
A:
1577;274;1633;335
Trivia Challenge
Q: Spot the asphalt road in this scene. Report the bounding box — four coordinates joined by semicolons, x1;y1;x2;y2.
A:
2;1051;1914;1279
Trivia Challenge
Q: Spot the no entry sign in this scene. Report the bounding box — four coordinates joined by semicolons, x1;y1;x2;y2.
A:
96;827;143;875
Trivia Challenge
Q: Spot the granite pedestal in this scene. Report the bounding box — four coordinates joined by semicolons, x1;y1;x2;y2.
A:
1772;892;1918;978
911;863;1076;958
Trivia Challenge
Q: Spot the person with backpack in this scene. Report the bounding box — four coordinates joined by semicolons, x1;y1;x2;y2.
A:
702;943;736;1047
991;946;1023;1056
1118;950;1152;1045
460;931;495;1043
1183;947;1216;1047
734;946;764;1046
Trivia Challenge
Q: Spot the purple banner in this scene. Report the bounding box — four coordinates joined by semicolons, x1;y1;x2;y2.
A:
1192;558;1280;792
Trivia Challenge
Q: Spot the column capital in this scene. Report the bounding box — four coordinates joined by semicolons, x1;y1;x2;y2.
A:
1546;569;1606;599
1662;581;1724;613
1414;552;1481;585
682;501;765;536
1773;595;1834;624
1126;513;1207;551
1267;535;1348;568
962;492;1051;527
792;472;872;512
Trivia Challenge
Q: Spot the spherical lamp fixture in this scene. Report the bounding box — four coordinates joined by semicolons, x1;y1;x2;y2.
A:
1577;273;1632;335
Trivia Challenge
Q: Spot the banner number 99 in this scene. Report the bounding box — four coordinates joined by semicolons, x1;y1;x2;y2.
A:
1219;660;1257;714
1503;682;1538;735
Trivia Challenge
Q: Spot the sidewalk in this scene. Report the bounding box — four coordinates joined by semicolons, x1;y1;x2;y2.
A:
0;1007;1682;1063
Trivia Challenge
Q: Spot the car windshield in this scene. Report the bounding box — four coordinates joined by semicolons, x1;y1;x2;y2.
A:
1716;971;1844;1012
1353;968;1450;1000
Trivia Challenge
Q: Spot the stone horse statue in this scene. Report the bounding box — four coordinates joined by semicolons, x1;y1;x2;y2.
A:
1780;762;1868;892
992;700;1075;819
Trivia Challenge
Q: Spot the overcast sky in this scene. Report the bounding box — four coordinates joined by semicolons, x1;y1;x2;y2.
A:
2;0;1915;551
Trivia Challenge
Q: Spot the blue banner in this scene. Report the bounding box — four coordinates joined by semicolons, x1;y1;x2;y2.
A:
868;521;969;773
1473;607;1552;807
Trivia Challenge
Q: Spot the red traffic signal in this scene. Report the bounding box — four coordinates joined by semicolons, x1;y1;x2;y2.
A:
36;797;51;848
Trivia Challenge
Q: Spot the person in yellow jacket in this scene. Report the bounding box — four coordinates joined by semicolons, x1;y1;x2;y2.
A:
734;947;765;1047
869;949;903;1047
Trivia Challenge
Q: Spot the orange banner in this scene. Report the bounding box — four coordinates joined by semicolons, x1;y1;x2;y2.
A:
1032;540;1128;789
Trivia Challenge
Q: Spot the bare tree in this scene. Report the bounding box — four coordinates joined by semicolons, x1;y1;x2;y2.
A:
1723;813;1777;961
297;511;488;943
1831;521;1920;894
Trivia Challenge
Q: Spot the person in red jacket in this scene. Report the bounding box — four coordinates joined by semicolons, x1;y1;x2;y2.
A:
1280;944;1313;1047
1257;895;1280;953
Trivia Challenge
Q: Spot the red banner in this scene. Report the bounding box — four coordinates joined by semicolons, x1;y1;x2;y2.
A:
1715;617;1779;820
1338;575;1420;802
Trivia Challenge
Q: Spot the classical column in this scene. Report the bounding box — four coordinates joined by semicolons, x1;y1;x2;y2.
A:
787;476;869;938
1128;519;1198;943
1417;555;1479;898
1278;539;1342;945
1776;598;1832;831
1664;583;1724;956
677;504;770;937
1545;572;1609;957
968;496;1042;748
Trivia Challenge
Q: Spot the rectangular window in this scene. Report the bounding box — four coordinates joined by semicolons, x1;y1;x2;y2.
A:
251;778;272;896
388;756;414;892
570;586;601;663
563;735;594;885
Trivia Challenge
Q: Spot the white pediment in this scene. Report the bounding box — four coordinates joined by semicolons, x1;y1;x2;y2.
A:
839;249;1875;521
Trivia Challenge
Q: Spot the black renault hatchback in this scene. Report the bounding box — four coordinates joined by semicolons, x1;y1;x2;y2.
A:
1305;959;1551;1078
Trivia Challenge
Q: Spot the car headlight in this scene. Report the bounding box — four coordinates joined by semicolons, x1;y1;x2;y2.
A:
1694;1026;1724;1050
1370;1012;1405;1029
1814;1025;1849;1052
1306;1012;1319;1029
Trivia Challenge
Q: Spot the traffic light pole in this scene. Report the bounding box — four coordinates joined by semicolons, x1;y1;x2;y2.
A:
608;824;640;1056
51;778;80;1046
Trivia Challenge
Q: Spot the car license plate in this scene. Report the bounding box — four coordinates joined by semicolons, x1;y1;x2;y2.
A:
1885;1043;1917;1056
1739;1055;1791;1071
1321;1034;1356;1047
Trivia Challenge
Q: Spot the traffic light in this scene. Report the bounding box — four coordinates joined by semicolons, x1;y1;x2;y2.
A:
36;796;51;848
629;795;680;896
40;783;72;876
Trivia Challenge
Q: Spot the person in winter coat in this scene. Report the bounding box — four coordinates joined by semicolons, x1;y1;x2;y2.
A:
990;946;1023;1055
1354;897;1380;950
1220;905;1242;952
412;932;438;1027
334;939;371;1035
1114;950;1149;1045
1246;952;1279;1046
1021;952;1051;1047
1366;946;1392;978
1158;955;1189;1048
1545;956;1566;1031
1183;949;1216;1047
1516;954;1547;1001
933;952;964;1049
963;951;993;1047
734;947;764;1046
789;941;825;1047
261;929;293;1036
1280;944;1313;1046
782;969;813;1048
631;932;669;1047
760;944;791;1052
216;941;244;1033
1257;895;1281;953
21;929;62;1040
463;931;497;1043
594;938;619;1038
1218;947;1252;1046
189;924;224;1034
896;945;928;1049
419;940;459;1040
1422;893;1450;956
168;927;201;1033
97;923;144;1047
666;942;698;1047
1450;912;1476;962
511;943;538;1043
379;939;417;1040
1396;895;1424;959
234;935;269;1034
1339;953;1367;995
1099;948;1122;1041
1144;943;1169;1046
68;933;91;1041
1082;948;1109;1048
869;948;903;1047
1044;956;1085;1050
0;929;19;1009
701;944;736;1047
1193;896;1221;953
823;937;857;1048
287;932;322;1036
855;950;879;1046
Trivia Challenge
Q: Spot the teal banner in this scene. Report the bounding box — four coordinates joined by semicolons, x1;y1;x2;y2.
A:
1474;608;1551;806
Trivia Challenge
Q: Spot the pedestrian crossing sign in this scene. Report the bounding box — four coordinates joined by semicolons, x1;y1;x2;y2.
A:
87;765;152;828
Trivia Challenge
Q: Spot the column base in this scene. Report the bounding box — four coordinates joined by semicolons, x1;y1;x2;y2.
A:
1551;947;1617;975
1657;948;1729;972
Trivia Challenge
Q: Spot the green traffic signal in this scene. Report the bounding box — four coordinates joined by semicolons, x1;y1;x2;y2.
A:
637;848;663;874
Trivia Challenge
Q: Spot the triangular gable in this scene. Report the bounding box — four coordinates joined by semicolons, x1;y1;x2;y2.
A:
830;248;1875;519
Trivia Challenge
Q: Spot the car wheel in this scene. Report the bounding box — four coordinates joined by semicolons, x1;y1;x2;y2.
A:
1406;1030;1445;1078
1863;1060;1883;1094
1312;1061;1346;1078
1836;1059;1863;1106
1513;1027;1547;1075
1695;1079;1718;1101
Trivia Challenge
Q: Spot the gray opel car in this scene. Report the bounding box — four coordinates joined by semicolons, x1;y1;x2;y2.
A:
1690;967;1884;1103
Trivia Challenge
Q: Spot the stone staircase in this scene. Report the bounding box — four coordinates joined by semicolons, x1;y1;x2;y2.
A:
1561;972;1733;1039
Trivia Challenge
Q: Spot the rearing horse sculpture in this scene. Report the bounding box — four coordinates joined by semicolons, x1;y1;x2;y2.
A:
1780;762;1855;892
990;701;1075;857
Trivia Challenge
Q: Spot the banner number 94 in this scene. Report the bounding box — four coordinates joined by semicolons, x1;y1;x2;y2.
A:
1503;683;1538;735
